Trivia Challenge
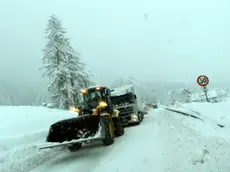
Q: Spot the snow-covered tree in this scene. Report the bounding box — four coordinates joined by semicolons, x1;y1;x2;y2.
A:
40;15;92;109
168;88;193;104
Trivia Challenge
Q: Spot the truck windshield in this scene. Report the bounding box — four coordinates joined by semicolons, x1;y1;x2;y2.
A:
111;93;134;105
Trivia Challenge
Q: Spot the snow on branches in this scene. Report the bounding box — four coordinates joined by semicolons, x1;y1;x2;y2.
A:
168;88;193;104
40;15;92;109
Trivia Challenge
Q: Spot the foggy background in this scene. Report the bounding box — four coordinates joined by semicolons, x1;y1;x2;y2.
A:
0;0;230;105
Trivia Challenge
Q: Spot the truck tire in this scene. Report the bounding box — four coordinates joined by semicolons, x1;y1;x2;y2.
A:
113;118;124;137
101;116;115;146
136;120;141;125
68;143;82;152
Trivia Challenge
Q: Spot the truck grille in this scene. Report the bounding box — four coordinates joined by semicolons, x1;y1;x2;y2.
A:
117;106;133;117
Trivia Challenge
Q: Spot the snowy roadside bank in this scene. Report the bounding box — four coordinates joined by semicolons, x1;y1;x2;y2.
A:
163;102;230;140
0;106;78;172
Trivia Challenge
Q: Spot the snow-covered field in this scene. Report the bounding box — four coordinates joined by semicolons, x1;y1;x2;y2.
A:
1;102;230;172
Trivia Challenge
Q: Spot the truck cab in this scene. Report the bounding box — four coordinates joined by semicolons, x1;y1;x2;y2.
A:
110;85;143;125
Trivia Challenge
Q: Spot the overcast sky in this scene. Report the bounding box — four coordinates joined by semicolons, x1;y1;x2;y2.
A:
1;0;230;85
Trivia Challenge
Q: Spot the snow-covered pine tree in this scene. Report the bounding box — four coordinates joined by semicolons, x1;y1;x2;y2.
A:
66;50;93;104
40;15;92;109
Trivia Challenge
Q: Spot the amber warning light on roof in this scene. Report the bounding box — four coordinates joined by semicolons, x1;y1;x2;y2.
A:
80;89;87;94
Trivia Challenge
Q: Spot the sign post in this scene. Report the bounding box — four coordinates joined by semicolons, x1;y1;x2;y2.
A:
197;75;209;102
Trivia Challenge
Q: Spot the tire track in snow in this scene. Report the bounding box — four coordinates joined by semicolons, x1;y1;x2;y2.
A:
92;109;170;172
29;109;167;172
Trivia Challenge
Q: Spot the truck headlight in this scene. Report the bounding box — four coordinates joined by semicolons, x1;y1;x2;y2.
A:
131;114;138;120
80;89;88;94
99;101;108;107
69;106;80;113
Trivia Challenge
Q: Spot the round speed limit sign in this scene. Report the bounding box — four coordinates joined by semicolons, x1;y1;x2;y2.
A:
197;75;209;87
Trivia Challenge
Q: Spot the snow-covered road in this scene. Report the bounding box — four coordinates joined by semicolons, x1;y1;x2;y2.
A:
30;108;166;172
1;104;230;172
30;107;230;172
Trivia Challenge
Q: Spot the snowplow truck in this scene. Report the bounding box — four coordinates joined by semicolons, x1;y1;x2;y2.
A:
110;85;144;125
38;85;124;152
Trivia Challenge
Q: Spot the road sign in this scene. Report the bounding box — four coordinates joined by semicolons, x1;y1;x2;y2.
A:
197;75;210;102
197;75;209;87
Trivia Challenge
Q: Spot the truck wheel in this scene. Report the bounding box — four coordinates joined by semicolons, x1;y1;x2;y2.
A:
101;116;114;146
113;118;124;137
68;143;82;152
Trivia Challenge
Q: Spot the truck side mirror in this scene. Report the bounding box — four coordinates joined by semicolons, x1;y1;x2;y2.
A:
134;95;137;99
